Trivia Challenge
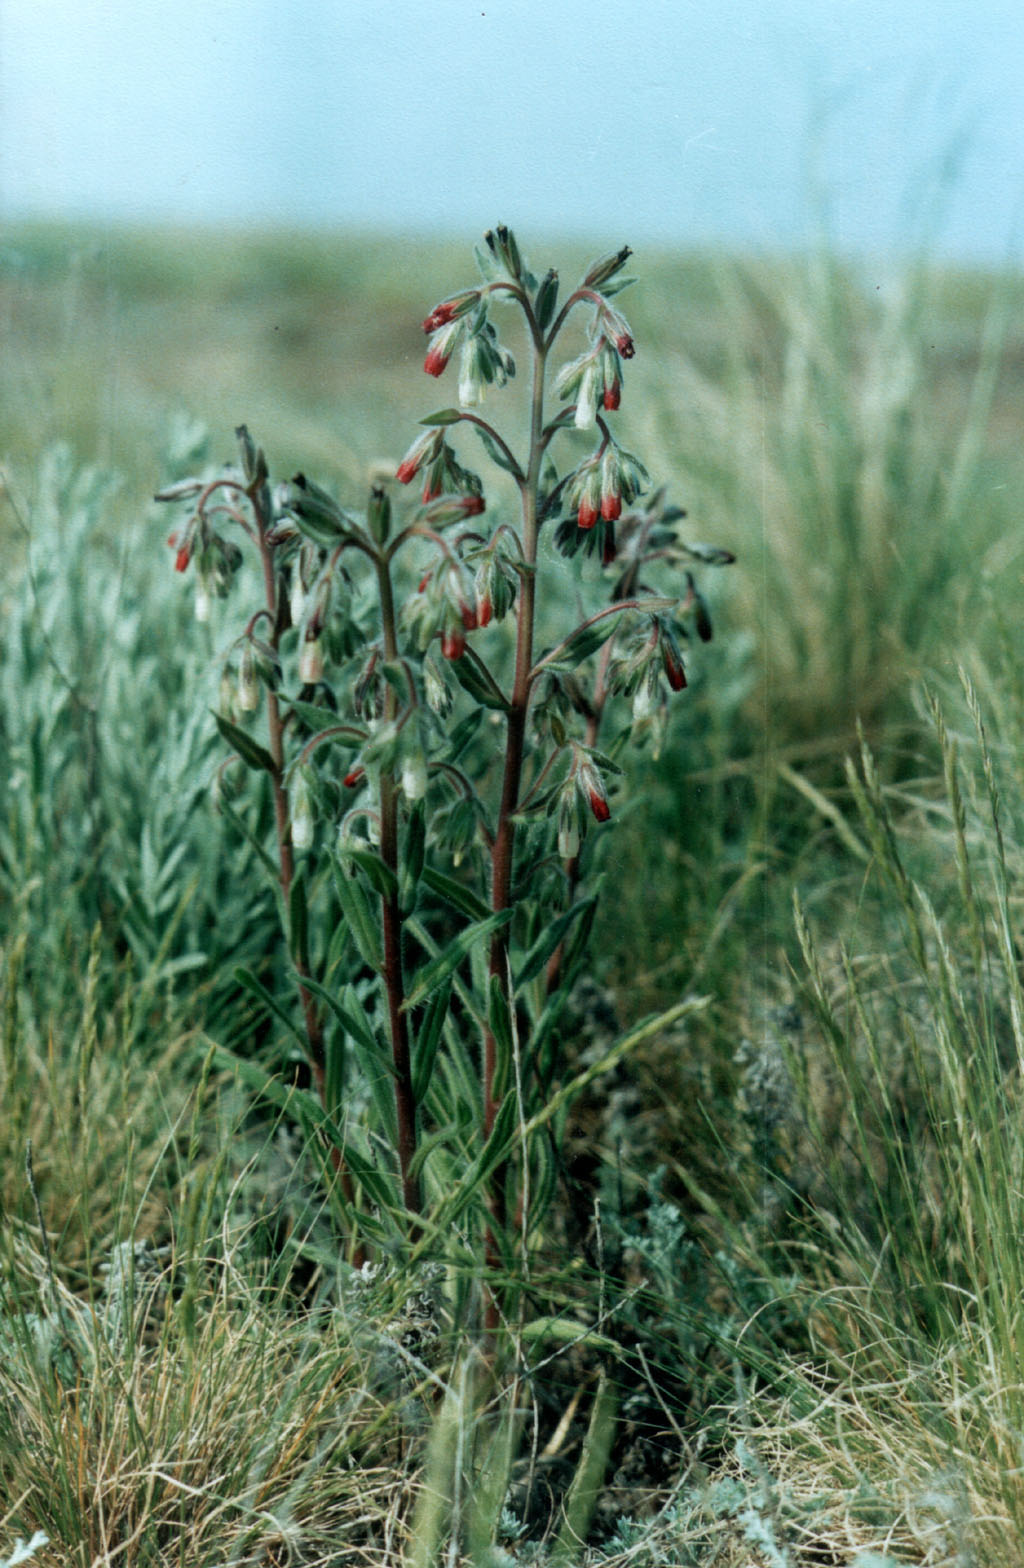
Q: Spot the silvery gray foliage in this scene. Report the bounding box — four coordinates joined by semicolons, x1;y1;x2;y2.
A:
0;1534;48;1568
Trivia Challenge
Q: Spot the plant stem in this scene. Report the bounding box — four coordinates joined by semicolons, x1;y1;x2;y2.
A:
376;550;422;1216
482;313;546;1286
251;488;327;1081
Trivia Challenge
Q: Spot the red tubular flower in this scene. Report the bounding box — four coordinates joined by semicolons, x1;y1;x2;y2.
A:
459;599;478;631
422;476;443;501
662;642;687;691
615;331;635;360
459;494;485;516
477;592;493;627
588;787;611;823
174;542;192;573
423;302;459;333
577;496;599;530
602;379;621;411
396;456;419;485
600;489;621;522
441;627;466;660
422;291;480;334
344;766;365;788
424;342;454;377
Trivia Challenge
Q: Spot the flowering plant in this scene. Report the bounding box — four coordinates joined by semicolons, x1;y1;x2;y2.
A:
156;227;733;1308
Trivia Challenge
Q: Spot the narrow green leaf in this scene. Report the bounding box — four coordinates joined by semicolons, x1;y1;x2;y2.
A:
212;711;277;775
400;800;427;914
421;866;491;923
448;646;512;711
419;407;463;426
233;966;307;1050
488;970;516;1103
218;795;280;881
473;424;517;475
412;979;451;1103
330;855;383;971
551;1373;618;1566
288;866;309;970
401;909;513;1012
516;897;596;991
338;845;398;900
324;1021;347;1116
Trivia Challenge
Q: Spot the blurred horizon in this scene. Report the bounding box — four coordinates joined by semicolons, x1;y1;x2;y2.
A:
1;0;1022;268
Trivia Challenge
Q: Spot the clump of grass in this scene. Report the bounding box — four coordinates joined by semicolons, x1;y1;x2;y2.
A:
697;667;1024;1564
0;1221;416;1567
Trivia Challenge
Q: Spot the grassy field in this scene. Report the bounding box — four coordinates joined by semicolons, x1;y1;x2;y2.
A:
2;220;1024;1566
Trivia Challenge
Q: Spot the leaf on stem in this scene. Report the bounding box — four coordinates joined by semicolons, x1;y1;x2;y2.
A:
401;908;514;1012
212;711;277;775
448;645;512;711
419;407;464;426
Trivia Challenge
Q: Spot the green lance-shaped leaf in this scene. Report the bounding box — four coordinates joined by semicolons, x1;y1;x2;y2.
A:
399;799;427;914
411;979;452;1103
515;895;597;991
428;1090;519;1234
234;966;308;1051
339;844;398;900
288;864;309;970
324;1018;347;1117
488;971;515;1103
448;644;512;711
551;1373;619;1566
400;908;514;1012
419;407;464;426
212;711;277;775
473;423;519;476
330;853;384;971
420;866;492;923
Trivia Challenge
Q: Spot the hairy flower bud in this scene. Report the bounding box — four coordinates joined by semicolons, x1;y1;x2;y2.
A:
422;290;481;335
367;484;391;545
299;634;324;683
400;747;429;802
424;318;463;378
441;626;466;661
290;771;314;851
583;245;632;290
237;642;260;712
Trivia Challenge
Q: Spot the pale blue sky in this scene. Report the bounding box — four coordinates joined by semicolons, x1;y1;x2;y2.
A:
0;0;1021;261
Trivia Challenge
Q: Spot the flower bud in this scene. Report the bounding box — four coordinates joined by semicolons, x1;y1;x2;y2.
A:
601;306;635;359
661;627;688;691
441;626;466;661
600;446;622;522
290;772;314;851
424;317;463;378
237;643;260;712
235;424;268;487
367;484;391;545
423;653;453;717
289;563;308;626
299;634;324;683
574;362;599;430
583;246;632;290
534;268;559;331
396;427;443;486
400;747;429;802
422;290;481;334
